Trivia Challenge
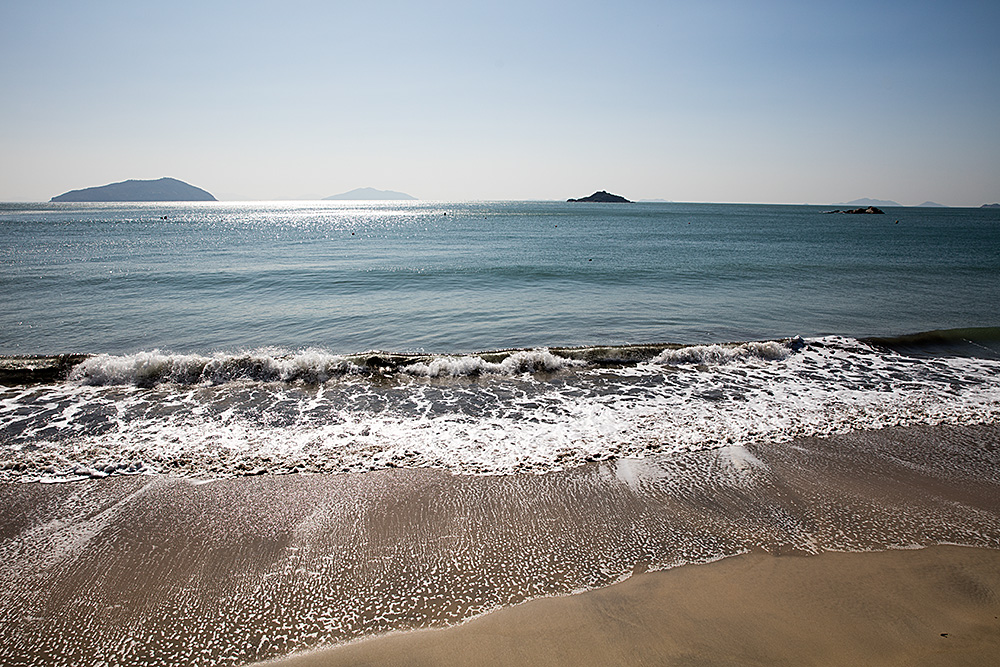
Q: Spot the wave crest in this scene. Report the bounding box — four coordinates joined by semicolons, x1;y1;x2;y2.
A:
651;339;799;366
69;350;360;386
402;349;585;377
67;348;588;386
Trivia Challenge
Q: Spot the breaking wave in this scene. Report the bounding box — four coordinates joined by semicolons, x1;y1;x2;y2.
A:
401;349;585;377
8;338;808;388
650;339;800;365
69;350;361;386
2;335;999;482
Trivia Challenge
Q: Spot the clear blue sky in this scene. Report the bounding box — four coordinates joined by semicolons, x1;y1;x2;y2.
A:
2;0;998;204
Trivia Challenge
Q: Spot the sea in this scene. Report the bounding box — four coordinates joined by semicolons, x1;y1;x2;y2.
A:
1;200;999;482
3;200;1000;667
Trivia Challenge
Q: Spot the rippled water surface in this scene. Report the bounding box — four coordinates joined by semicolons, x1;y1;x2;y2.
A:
2;201;997;354
2;201;999;667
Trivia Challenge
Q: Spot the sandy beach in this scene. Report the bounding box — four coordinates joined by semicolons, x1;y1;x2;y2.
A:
2;423;999;666
266;545;1000;667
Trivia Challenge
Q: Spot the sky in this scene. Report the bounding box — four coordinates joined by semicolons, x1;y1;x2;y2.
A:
1;0;998;205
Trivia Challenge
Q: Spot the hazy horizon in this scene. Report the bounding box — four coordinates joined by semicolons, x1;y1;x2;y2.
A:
15;185;996;207
2;1;998;206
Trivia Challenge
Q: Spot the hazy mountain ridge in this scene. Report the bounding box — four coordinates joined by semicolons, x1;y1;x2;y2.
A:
837;198;953;208
324;187;416;201
835;198;902;208
50;177;216;202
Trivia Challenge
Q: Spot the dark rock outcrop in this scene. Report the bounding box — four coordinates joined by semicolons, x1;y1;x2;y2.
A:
823;206;885;215
568;190;631;203
51;177;216;202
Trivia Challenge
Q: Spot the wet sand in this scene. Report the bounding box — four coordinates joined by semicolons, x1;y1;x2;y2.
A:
267;545;1000;667
1;423;999;666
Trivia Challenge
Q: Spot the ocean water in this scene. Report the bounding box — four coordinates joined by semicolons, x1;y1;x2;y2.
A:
3;201;1000;667
1;200;999;480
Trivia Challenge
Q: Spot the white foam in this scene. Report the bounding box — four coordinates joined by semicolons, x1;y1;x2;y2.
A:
66;348;583;386
402;349;585;377
651;340;793;365
4;337;1000;480
69;349;362;385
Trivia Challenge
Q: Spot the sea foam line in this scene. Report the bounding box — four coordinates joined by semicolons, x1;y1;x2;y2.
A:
68;350;362;386
4;336;1000;482
44;338;804;387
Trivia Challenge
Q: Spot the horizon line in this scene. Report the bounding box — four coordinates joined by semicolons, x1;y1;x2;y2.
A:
3;197;994;208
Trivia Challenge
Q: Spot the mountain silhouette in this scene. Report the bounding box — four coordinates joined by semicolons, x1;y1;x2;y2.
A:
323;187;416;200
50;177;216;202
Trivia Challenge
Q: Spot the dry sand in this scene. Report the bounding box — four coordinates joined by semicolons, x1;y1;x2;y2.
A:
265;545;1000;667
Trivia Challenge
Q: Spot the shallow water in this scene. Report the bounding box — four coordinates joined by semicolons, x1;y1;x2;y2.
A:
1;424;998;666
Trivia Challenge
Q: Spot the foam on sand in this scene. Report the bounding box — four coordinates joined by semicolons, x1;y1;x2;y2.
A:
1;423;999;666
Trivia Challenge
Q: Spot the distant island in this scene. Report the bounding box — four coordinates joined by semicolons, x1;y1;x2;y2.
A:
50;177;216;202
568;190;632;203
916;201;945;207
323;187;416;201
835;198;901;208
983;203;1000;208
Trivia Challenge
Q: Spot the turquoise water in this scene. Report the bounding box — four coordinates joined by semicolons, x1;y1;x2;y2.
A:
1;201;999;481
2;200;997;355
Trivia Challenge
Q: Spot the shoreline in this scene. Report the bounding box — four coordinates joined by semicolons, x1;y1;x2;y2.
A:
1;423;999;666
261;545;1000;667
